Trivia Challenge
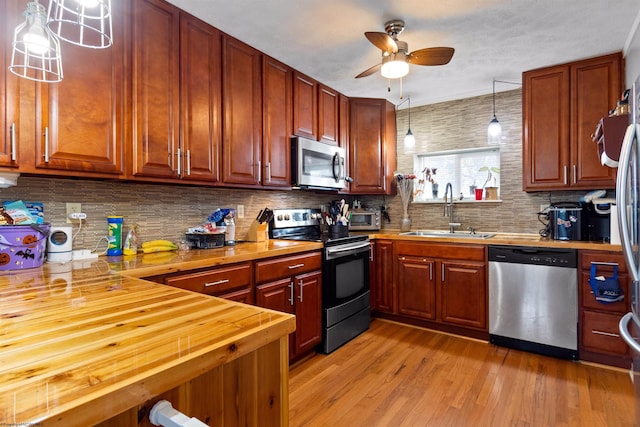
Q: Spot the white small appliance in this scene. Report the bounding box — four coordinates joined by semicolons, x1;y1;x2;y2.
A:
47;226;73;263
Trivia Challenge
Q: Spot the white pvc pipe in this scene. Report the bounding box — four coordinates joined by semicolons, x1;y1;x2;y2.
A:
149;400;209;427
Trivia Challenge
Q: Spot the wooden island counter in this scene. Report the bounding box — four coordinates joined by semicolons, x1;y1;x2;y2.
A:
0;267;295;426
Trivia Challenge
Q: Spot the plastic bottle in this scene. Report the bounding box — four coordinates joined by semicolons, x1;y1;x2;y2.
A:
224;216;236;246
123;224;138;256
107;216;124;256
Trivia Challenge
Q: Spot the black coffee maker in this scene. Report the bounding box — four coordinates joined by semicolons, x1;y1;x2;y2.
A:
580;200;612;242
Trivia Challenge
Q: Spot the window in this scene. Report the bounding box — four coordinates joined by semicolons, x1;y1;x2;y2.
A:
412;147;500;202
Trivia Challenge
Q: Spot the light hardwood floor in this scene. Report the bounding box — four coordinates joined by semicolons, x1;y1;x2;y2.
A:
289;319;636;427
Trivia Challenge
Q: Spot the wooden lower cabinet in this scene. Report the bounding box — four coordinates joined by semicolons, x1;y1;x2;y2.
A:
370;239;393;313
147;261;254;304
255;251;322;361
387;241;487;334
578;250;631;368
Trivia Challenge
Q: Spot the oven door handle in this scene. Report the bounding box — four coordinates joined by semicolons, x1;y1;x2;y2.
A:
326;242;371;255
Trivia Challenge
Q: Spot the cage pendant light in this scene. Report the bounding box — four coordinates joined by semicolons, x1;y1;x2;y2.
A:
47;0;113;49
9;0;63;83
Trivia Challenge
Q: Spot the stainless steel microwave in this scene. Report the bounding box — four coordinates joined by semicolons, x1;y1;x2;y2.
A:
291;136;348;191
349;209;381;231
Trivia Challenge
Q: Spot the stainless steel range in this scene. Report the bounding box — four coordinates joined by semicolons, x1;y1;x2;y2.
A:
269;208;371;353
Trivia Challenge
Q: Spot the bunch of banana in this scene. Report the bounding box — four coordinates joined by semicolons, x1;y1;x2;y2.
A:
141;240;177;254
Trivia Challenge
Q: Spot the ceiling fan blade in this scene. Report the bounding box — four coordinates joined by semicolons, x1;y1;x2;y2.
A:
355;63;382;79
365;32;398;54
407;47;455;66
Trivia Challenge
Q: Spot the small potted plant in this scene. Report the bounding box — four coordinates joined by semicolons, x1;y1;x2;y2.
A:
479;166;500;200
421;167;438;199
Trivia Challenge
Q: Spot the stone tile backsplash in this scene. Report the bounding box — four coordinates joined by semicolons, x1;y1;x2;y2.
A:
0;88;601;252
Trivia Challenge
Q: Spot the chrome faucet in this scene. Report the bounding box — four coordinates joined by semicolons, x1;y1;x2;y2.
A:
443;183;460;233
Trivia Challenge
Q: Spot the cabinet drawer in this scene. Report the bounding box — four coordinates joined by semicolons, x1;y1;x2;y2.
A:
395;242;485;261
165;262;253;296
580;270;630;314
579;251;627;274
581;310;628;356
256;252;322;283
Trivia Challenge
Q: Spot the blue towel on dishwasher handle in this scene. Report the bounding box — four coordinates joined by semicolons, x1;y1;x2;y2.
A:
588;263;624;304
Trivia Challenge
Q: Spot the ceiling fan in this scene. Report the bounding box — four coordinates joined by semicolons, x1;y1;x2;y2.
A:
355;19;455;80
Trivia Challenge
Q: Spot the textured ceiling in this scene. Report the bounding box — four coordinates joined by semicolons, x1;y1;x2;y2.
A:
165;0;640;107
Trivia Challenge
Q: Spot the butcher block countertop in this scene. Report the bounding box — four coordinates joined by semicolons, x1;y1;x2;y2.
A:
0;268;295;426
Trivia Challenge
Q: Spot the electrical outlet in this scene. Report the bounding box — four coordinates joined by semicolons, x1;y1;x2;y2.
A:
237;205;245;219
66;203;82;223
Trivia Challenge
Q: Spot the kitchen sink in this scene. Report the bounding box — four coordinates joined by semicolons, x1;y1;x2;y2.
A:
400;230;495;239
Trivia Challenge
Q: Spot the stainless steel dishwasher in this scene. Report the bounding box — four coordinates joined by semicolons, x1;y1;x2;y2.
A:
488;245;578;360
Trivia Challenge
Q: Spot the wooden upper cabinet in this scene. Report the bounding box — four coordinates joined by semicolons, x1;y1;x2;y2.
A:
339;94;349;150
179;12;222;183
523;52;622;191
262;56;292;188
131;0;180;179
33;0;125;176
318;84;339;145
349;98;396;194
221;35;262;186
0;0;20;169
292;71;317;140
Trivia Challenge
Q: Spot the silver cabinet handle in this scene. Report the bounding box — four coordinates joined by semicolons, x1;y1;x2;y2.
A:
620;313;640;353
266;162;271;183
205;279;229;287
572;165;577;184
298;279;303;302
288;281;294;305
176;147;182;176
591;330;620;338
44;127;49;163
186;149;191;176
257;160;261;183
429;263;433;281
441;264;445;282
10;122;16;161
563;165;567;185
288;263;305;269
369;246;374;261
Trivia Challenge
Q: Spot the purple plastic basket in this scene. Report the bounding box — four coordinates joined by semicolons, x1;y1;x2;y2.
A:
0;224;50;270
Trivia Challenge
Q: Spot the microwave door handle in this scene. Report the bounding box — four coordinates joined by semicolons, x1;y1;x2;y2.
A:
332;152;340;183
617;124;640;282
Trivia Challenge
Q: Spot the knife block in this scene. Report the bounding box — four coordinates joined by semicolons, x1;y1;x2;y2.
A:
246;220;269;242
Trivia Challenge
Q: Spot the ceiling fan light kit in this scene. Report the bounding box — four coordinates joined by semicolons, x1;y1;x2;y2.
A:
356;18;455;96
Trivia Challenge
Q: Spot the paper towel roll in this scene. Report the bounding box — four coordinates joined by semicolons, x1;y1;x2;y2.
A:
610;203;621;245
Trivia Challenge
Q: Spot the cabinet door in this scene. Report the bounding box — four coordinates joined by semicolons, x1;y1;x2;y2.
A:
349;98;395;194
222;35;262;185
318;84;339;145
0;0;20;169
131;0;180;178
339;94;349;150
36;0;125;176
570;53;621;189
293;270;322;357
256;277;295;315
179;13;222;183
439;260;486;329
292;71;317;140
397;256;436;320
523;65;570;190
262;56;292;187
372;240;393;313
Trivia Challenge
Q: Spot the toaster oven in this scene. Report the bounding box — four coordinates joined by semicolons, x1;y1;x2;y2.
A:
349;209;380;231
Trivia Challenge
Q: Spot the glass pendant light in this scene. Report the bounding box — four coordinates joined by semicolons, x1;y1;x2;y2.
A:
9;0;63;82
397;97;415;153
487;79;502;145
47;0;113;48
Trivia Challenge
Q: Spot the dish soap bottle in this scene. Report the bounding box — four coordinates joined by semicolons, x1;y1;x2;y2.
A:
123;224;138;256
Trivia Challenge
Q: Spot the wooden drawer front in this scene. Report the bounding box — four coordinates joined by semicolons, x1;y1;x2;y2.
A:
580;270;630;314
256;252;321;283
395;242;485;261
165;262;253;296
579;251;627;274
581;310;629;356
